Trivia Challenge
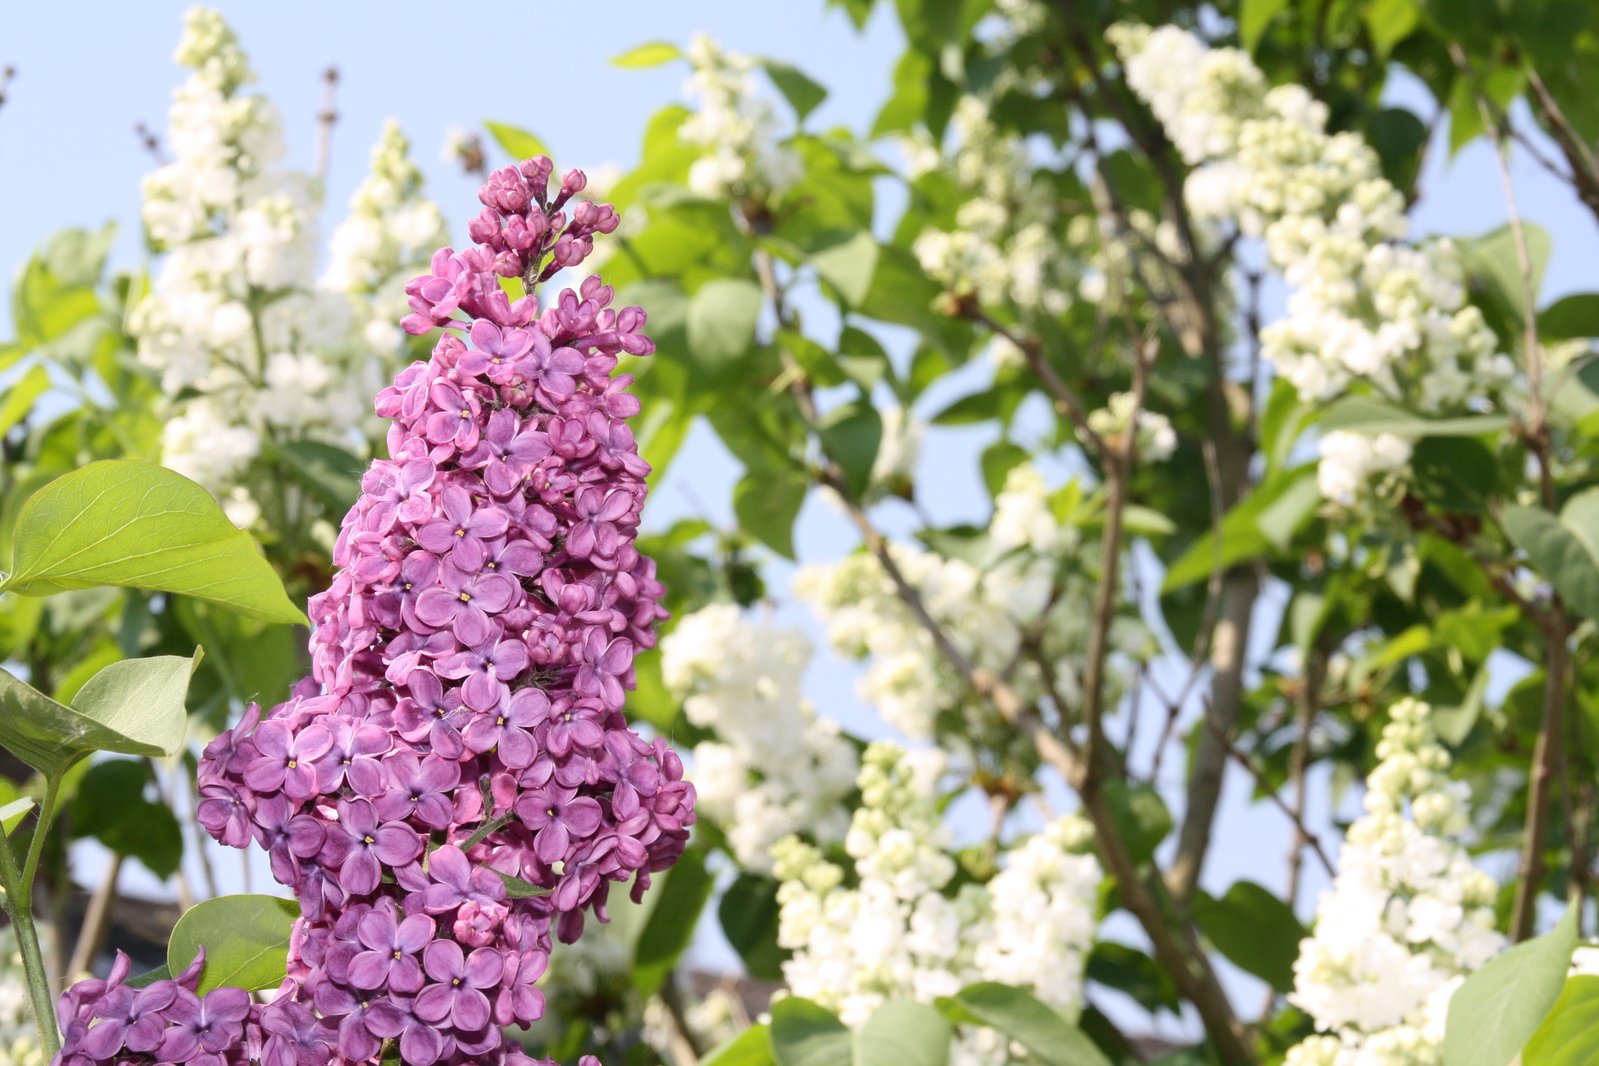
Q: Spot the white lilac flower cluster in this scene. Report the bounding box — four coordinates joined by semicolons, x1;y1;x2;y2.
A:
1109;24;1516;504
796;464;1148;742
1086;391;1177;462
1285;698;1504;1066
679;34;802;200
907;97;1075;316
0;929;43;1066
323;119;449;359
772;742;1101;1066
659;603;858;874
130;7;442;527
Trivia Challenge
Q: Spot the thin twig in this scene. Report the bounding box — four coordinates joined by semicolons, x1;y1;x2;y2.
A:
134;121;166;164
0;66;14;112
66;855;122;981
313;66;339;181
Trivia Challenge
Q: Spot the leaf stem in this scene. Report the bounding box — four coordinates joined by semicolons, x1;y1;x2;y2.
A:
0;810;62;1057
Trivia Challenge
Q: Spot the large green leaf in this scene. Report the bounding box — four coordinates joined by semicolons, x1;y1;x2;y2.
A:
687;279;764;370
1538;293;1599;340
1317;395;1512;438
271;439;367;513
701;1024;777;1066
1241;0;1289;50
1502;491;1599;622
1463;221;1552;325
1444;906;1577;1066
937;982;1111;1066
167;894;299;995
734;465;809;560
761;59;828;123
0;651;200;778
810;231;880;308
0;364;51;438
70;758;184;879
633;846;714;996
1;461;306;626
1523;975;1599;1065
771;998;853;1066
484;121;550;163
719;873;788;981
1191;881;1307;993
855;1000;950;1066
819;401;883;500
1162;468;1318;592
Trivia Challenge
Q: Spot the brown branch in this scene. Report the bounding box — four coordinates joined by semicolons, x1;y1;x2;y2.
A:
1525;67;1599;229
1286;653;1324;908
133;121;166;165
1512;629;1570;941
0;65;14;112
752;244;1255;1063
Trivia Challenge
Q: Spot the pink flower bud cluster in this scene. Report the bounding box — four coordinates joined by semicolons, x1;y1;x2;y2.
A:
53;157;692;1066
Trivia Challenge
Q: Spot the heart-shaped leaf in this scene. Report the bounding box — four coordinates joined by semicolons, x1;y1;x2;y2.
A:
0;651;200;778
1;461;306;626
167;894;299;995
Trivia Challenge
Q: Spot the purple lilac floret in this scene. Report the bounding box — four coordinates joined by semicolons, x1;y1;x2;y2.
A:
53;156;692;1066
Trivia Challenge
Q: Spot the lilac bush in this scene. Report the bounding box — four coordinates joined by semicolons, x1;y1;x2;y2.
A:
52;156;694;1066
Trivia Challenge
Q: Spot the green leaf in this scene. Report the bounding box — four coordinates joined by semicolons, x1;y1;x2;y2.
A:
1162;468;1318;592
271;440;367;513
810;231;880;308
0;652;200;778
719;873;788;981
0;795;34;834
1365;0;1421;56
124;965;171;990
1317;395;1512;438
1463;221;1552;324
761;59;828;122
771;998;853;1066
734;465;808;559
1538;293;1599;340
1103;780;1172;864
687;279;764;370
1445;906;1577;1066
1503;492;1599;622
0;364;51;438
980;441;1029;498
612;41;683;68
938;982;1111;1066
701;1024;777;1066
894;0;962;53
1523;975;1599;1065
493;870;553;899
1191;881;1307;993
483;121;550;162
1409;437;1499;512
167;894;299;995
820;401;883;500
70;758;184;879
1241;0;1289;50
856;1000;950;1066
1;461;306;626
633;847;714;996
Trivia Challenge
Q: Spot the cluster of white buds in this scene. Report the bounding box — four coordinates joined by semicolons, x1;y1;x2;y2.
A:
1110;23;1517;506
129;6;443;528
772;742;1101;1066
659;603;857;874
1285;699;1504;1065
680;34;802;200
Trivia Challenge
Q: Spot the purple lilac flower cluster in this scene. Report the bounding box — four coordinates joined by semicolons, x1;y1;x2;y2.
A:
53;157;693;1066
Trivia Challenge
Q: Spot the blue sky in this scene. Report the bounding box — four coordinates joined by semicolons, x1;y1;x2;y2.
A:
3;0;1593;1029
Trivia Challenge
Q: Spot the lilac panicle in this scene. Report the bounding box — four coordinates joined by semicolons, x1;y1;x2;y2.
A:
53;155;691;1066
